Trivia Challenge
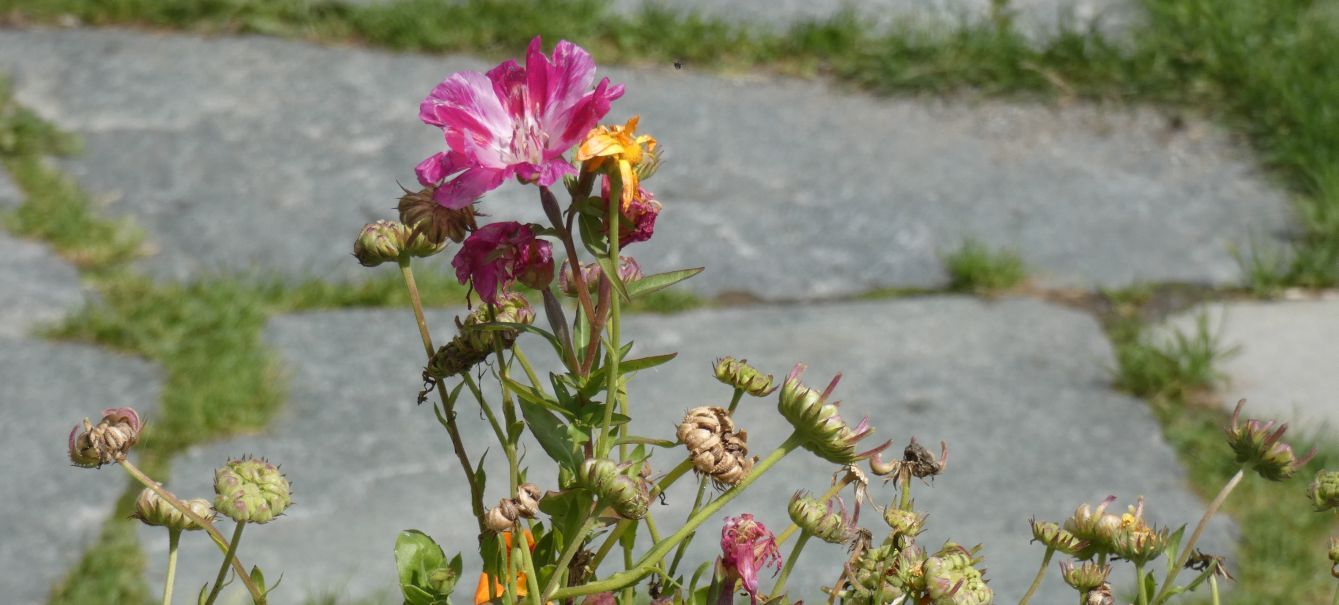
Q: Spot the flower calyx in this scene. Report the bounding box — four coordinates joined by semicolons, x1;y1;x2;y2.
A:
789;491;856;544
1060;560;1111;592
398;185;477;245
1308;469;1339;512
677;406;755;488
132;484;215;531
578;458;649;520
1029;518;1087;556
924;542;992;605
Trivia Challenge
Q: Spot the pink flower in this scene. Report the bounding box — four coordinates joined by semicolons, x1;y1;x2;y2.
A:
417;37;624;209
452;222;553;304
600;176;661;245
718;514;781;605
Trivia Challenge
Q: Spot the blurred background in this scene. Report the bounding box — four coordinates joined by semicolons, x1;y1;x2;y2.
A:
1;0;1336;603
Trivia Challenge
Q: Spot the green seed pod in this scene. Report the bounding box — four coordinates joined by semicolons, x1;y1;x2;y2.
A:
884;508;928;540
777;364;889;465
132;485;214;531
713;357;777;397
1060;560;1111;592
213;457;292;524
578;458;648;520
787;492;852;544
924;543;992;605
845;544;911;604
1308;470;1339;512
1226;400;1316;481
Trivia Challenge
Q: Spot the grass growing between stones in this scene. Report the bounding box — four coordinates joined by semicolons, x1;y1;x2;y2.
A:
943;238;1027;293
1100;287;1339;604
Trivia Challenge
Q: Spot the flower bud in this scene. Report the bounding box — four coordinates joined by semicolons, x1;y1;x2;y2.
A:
558;257;642;296
213;457;292;524
713;357;777;397
578;458;648;520
132;485;214;531
884;507;928;540
68;407;143;468
787;492;854;544
1030;518;1086;556
1309;470;1339;512
1060;560;1111;592
677;407;754;488
1064;496;1117;556
1226;399;1317;481
398;185;476;244
777;364;890;465
924;543;992;605
353;220;408;267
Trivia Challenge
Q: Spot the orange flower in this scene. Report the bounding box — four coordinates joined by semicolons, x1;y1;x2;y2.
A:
474;530;537;604
576;116;657;209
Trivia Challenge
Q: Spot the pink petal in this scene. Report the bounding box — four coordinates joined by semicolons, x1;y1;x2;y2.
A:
420;71;513;166
431;165;509;209
414;151;471;186
487;59;526;118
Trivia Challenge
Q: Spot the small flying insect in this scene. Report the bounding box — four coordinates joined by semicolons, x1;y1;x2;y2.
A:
673;58;684;70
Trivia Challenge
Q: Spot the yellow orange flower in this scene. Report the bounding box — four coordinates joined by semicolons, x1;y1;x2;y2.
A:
577;116;657;209
474;530;536;604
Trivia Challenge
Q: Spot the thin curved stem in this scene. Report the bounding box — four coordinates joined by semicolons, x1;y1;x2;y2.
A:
551;432;805;600
119;460;264;603
1153;466;1246;605
202;521;246;605
770;532;811;599
541;515;600;597
1213;575;1223;605
666;476;710;580
1017;547;1054;605
726;389;744;414
511;346;542;390
161;529;181;605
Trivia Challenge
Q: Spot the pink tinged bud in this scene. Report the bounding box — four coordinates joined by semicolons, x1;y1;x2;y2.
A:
1309;470;1339;512
1227;399;1317;481
777;363;891;465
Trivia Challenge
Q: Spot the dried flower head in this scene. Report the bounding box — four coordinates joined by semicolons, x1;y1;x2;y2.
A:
132;485;214;532
1083;583;1114;605
68;407;143;468
1030;518;1087;557
422;293;535;389
788;491;855;544
213;457;292;524
1064;495;1118;557
713;357;777;397
578;458;648;520
777;364;890;465
718;514;781;604
398;185;477;244
577;116;657;209
1308;469;1339;512
677;406;755;488
1060;560;1111;591
482;483;543;533
1109;497;1169;564
452;222;553;303
1227;399;1317;481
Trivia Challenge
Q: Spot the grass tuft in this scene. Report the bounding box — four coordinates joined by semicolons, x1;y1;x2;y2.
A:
1111;311;1234;400
942;238;1027;293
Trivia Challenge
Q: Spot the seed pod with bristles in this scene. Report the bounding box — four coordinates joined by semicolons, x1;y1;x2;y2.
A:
213;457;291;524
777;364;890;465
924;543;992;605
884;508;928;539
787;491;853;544
1030;518;1086;557
1061;560;1111;592
578;458;648;520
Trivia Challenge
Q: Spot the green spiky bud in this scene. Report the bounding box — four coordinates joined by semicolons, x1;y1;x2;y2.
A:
132;485;214;531
1308;470;1339;512
1030;518;1086;556
578;458;648;520
884;508;928;539
787;492;853;544
713;357;777;397
924;543;992;605
1226;400;1316;481
1060;560;1111;592
213;457;291;524
777;364;889;465
353;220;408;267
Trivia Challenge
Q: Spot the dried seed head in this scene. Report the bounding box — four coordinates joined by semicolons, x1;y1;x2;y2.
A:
424;293;535;381
1060;560;1111;592
515;483;542;519
1029;518;1086;557
578;458;649;520
398;185;477;245
213;457;291;524
484;498;519;532
677;406;755;488
132;485;214;531
777;364;890;465
1308;469;1339;512
713;357;777;397
788;491;854;544
68;407;143;468
1083;583;1114;605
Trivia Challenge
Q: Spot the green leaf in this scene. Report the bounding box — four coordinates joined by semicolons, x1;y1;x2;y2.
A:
519;399;580;472
1163;524;1187;574
248;566;266;594
626;268;704;298
578;211;610;256
197;583;209;605
502;377;570;418
394;530;456;604
594;254;632;302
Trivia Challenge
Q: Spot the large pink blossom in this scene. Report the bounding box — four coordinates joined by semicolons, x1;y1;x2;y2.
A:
718;514;781;605
452;222;553;304
417;37;624;209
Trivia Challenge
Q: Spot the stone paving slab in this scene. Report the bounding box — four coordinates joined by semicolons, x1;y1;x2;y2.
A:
1163;299;1339;438
0;231;89;339
0;339;162;605
0;28;1290;300
149;297;1231;603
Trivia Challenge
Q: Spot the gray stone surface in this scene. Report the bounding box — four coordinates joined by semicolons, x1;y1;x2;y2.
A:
0;168;20;208
0;28;1290;300
150;298;1231;603
0;230;88;339
0;339;162;605
1163;299;1339;437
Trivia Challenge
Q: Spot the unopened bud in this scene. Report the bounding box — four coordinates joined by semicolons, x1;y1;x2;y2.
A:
579;458;648;520
1310;470;1339;512
1064;496;1117;555
788;492;854;544
353;220;408;267
213;457;292;524
1060;560;1111;591
133;485;214;531
883;508;928;538
713;357;777;397
924;543;992;605
1227;399;1316;481
1030;519;1086;556
398;186;476;244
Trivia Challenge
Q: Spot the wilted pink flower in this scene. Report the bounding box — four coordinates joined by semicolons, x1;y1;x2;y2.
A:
600;176;661;245
718;514;781;604
417;37;624;209
452;222;553;303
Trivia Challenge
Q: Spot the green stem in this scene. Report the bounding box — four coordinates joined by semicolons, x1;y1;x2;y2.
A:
898;469;912;511
1213;576;1223;605
1017;547;1054;605
666;476;710;580
399;259;485;534
119;460;264;603
645;511;663;543
769;532;811;599
653;459;694;500
461;372;510;464
598;178;622;459
726;389;744;414
203;521;246;605
494;334;520;494
519;537;542;605
551;432;805;600
161;529;181;605
591;521;629;570
1153;466;1246;605
512;345;543;390
1136;562;1149;605
541;185;597;347
541;515;601;598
